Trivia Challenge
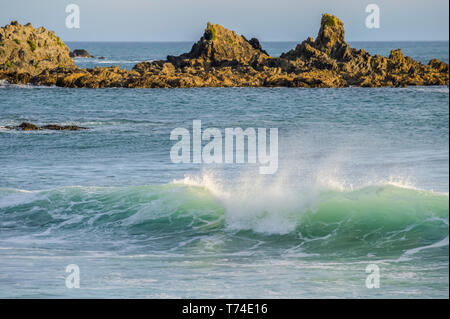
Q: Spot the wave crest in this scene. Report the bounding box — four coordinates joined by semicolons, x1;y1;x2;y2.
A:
0;177;447;256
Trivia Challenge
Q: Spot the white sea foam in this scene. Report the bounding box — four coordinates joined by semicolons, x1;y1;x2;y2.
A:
171;161;447;235
399;236;449;261
0;79;57;89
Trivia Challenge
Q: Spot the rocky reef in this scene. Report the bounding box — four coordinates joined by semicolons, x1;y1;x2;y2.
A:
4;122;88;131
0;14;448;88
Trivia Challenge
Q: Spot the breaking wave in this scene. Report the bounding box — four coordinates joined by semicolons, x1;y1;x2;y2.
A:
0;174;448;258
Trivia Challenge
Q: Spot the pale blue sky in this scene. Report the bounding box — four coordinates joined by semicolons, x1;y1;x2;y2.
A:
0;0;448;41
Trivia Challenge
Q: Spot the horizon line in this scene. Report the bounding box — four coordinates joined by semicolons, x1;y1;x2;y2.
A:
63;40;450;43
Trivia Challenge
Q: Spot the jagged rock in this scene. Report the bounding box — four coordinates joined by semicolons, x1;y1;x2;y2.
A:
315;14;346;55
0;20;74;75
70;49;94;58
0;15;448;88
162;22;269;68
245;37;269;56
280;14;352;62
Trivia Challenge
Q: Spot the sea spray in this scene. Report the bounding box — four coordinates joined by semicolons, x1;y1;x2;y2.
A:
0;182;447;258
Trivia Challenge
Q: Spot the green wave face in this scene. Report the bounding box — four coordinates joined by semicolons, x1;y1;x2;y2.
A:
296;186;448;257
0;184;448;258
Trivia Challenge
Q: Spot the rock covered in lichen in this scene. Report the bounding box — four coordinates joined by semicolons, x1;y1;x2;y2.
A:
0;21;74;75
162;22;269;68
0;15;448;88
274;13;448;87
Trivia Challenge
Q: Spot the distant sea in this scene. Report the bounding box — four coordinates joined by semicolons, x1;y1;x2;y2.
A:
64;41;449;70
0;41;448;298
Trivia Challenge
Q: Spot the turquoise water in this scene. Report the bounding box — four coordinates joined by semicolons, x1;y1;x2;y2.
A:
0;42;448;298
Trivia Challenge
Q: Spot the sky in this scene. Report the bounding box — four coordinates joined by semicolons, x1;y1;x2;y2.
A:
0;0;448;42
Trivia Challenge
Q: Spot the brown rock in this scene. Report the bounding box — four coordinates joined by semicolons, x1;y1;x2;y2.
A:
1;15;448;88
164;22;269;68
18;122;41;130
0;21;74;76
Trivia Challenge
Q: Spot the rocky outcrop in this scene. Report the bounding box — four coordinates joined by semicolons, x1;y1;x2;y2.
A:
0;21;74;76
274;14;449;87
28;65;139;88
70;49;94;58
128;14;448;88
281;14;351;61
0;15;448;88
4;122;88;131
163;23;269;68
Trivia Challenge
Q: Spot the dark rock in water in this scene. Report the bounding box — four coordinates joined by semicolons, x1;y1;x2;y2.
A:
41;124;88;130
4;122;88;131
4;122;41;130
18;122;41;130
98;56;105;60
70;49;94;58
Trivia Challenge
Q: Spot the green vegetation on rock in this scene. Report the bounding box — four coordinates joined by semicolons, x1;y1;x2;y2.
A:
0;20;75;75
208;25;217;41
55;36;63;46
27;40;36;52
323;13;338;27
0;16;448;88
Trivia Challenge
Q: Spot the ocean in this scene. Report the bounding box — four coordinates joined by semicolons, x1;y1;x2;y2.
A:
0;42;448;298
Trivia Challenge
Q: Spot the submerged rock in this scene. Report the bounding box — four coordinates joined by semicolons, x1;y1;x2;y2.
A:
0;15;448;88
41;124;88;130
16;122;41;131
5;122;88;131
70;49;94;58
